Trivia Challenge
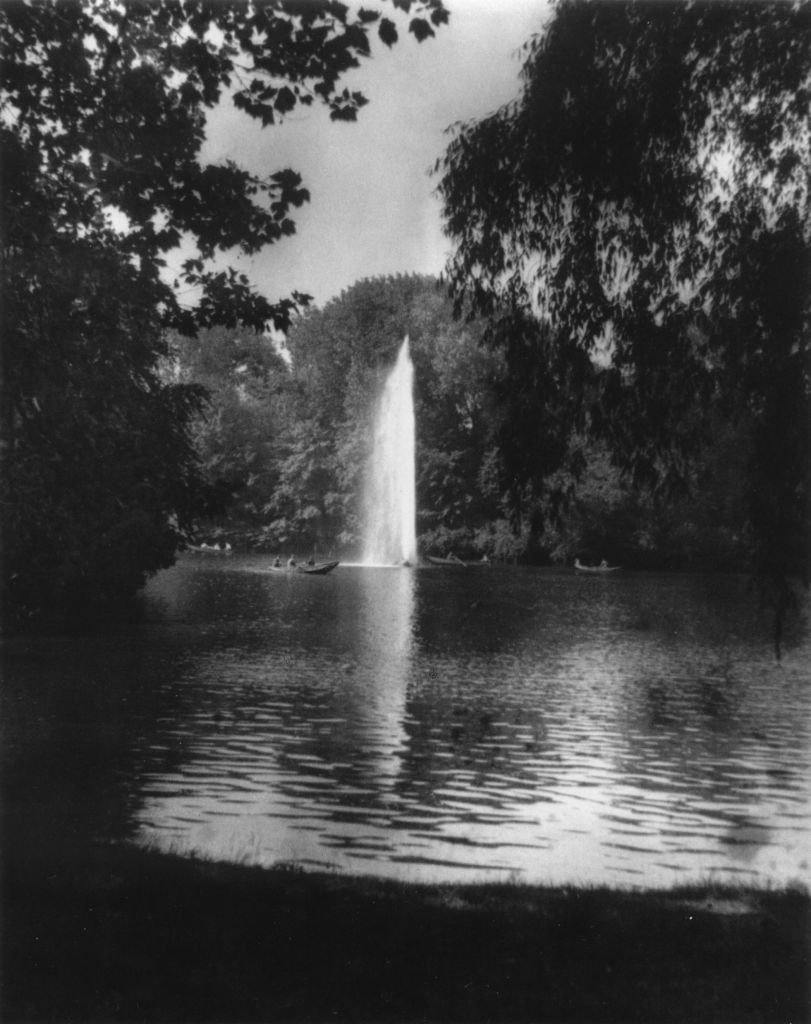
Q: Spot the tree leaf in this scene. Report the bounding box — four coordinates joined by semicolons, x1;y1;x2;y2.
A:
378;17;398;47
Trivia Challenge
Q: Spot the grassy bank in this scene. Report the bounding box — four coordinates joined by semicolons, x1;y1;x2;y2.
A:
2;840;808;1023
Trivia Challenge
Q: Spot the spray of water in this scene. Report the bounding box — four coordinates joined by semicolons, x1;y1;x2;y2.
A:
361;337;417;565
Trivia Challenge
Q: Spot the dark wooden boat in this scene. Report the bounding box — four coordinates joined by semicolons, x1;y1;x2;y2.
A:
574;559;621;574
268;560;340;575
299;560;339;575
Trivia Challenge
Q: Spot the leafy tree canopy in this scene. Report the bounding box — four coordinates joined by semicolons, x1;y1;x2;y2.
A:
178;278;762;574
436;0;810;613
2;0;449;335
168;327;290;529
1;0;447;621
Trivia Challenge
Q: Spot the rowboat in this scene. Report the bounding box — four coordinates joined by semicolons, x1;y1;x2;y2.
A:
426;555;490;567
268;560;340;575
574;559;621;574
300;560;340;575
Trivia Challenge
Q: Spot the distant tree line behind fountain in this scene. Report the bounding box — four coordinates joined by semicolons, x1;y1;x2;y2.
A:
175;274;759;571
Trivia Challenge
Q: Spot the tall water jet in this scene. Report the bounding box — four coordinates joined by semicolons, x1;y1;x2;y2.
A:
362;337;417;565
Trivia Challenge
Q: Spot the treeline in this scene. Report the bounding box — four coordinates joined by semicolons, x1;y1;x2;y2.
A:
181;274;754;570
173;274;508;559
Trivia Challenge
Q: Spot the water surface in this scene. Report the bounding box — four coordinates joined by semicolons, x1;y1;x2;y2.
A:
3;557;809;888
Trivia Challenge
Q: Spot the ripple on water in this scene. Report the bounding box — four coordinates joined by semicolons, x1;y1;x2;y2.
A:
70;563;810;886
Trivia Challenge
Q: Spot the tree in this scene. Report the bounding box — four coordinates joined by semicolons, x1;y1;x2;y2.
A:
168;327;292;544
281;274;510;557
541;416;753;571
413;298;507;554
1;0;448;621
277;275;436;555
436;0;810;648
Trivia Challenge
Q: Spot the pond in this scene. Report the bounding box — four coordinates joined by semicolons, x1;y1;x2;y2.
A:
3;555;810;888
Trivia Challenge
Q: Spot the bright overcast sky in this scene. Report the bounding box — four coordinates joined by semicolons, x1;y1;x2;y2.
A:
197;0;550;310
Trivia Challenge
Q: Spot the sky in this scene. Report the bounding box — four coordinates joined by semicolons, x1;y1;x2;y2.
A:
195;0;550;311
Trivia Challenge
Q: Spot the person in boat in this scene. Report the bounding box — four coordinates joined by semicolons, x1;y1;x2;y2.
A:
273;556;282;567
307;555;315;566
287;555;297;567
600;559;608;568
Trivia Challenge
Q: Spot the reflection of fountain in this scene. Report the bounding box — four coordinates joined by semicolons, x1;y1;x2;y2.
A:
362;337;417;565
351;567;415;783
134;565;417;875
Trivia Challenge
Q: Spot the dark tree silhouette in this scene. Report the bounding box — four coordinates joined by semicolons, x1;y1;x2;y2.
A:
436;0;810;650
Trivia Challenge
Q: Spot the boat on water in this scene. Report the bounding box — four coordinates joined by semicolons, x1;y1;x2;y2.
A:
267;560;340;576
300;560;340;575
426;555;490;568
574;558;621;574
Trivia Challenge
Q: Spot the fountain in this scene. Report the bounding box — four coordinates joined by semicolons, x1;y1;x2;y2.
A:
361;336;417;565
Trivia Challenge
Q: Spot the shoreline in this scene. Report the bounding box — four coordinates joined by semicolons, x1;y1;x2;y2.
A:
3;840;809;1023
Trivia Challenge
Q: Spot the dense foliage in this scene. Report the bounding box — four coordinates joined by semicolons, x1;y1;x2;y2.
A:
436;1;810;623
281;275;503;557
178;276;513;559
1;0;447;621
180;274;756;570
167;326;291;537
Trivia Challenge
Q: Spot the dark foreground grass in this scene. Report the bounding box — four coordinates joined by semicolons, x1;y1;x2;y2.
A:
2;839;809;1024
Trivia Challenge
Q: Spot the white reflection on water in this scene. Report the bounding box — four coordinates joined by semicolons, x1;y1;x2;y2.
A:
128;560;811;887
137;565;418;873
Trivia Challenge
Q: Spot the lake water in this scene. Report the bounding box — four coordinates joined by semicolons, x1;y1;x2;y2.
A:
3;556;810;889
